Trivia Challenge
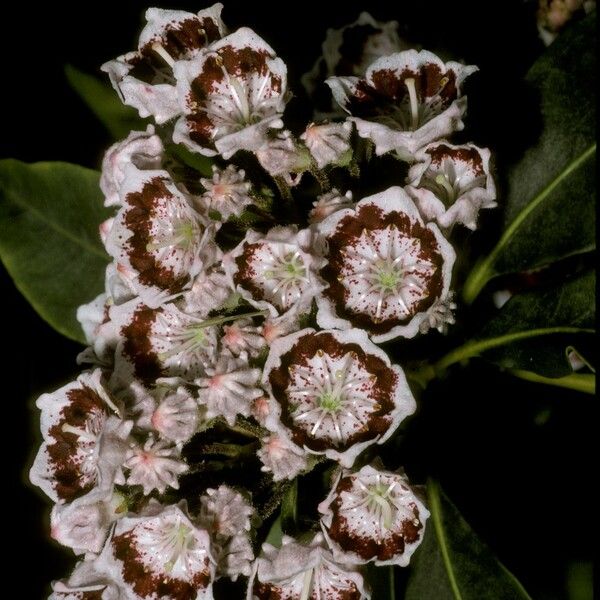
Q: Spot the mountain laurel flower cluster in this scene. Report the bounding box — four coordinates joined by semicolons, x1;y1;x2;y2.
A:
31;4;497;599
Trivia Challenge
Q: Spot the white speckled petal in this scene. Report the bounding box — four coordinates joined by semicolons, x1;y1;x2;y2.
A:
319;464;429;567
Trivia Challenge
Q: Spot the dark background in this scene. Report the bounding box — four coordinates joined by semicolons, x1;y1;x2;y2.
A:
1;1;594;598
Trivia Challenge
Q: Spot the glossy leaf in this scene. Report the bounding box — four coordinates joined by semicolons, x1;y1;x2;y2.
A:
65;64;148;140
405;480;532;600
464;15;596;302
432;271;595;380
0;160;109;343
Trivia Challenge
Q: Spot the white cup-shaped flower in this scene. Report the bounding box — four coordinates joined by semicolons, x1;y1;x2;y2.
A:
102;5;226;124
30;369;133;504
262;328;416;467
406;142;497;230
173;28;288;159
327;50;477;159
224;226;325;318
319;464;429;567
104;167;213;307
97;502;216;599
50;558;129;600
248;533;370;599
315;186;456;342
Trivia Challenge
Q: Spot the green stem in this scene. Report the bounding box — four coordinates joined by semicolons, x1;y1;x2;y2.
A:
508;370;595;394
433;327;594;375
427;479;464;600
463;143;597;304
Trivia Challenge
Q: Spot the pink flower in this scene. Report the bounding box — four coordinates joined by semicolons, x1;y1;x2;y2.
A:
257;434;308;482
125;436;188;495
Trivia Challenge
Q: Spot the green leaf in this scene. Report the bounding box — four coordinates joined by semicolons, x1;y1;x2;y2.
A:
508;370;595;395
464;15;596;303
165;143;213;177
65;64;148;140
433;271;595;379
405;480;532;600
0;160;110;343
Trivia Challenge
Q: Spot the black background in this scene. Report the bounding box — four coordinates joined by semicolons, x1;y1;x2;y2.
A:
1;1;594;598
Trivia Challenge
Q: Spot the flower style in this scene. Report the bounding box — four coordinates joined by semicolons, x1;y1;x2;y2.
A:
98;502;215;600
406;142;496;230
319;464;429;566
302;12;407;117
195;356;263;425
301;121;353;169
315;186;456;342
248;533;370;600
173;28;288;159
102;5;226;123
30;370;132;503
257;433;308;481
125;436;188;495
100;126;164;208
50;488;126;555
111;300;220;386
198;164;254;218
309;189;355;224
105;167;212;306
50;559;129;600
199;485;255;580
262;328;415;467
327;50;477;158
224;226;324;316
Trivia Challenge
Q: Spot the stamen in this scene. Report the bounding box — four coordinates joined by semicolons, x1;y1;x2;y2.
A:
61;423;97;443
404;78;420;130
152;43;175;68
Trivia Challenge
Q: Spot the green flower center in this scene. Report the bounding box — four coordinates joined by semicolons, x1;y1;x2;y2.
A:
318;392;342;412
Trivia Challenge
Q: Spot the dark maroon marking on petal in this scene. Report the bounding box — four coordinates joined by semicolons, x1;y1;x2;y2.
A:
426;144;484;175
112;530;211;600
335;23;382;75
121;306;164;387
123;176;189;293
268;332;397;451
185;111;216;148
131;16;223;84
190;45;282;104
253;581;283;600
326;475;423;561
141;16;222;61
346;64;458;121
127;52;175;87
371;64;457;103
320;203;445;335
232;242;270;304
46;386;107;502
